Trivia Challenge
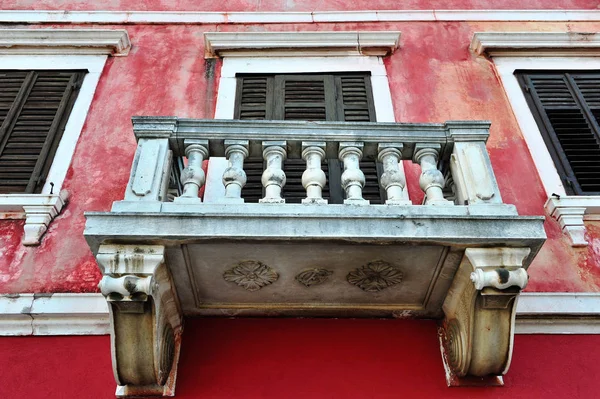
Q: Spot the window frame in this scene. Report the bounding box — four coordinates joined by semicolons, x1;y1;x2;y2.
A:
0;55;106;200
204;55;398;202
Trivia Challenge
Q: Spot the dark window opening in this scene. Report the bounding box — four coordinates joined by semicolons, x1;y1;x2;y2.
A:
0;70;86;194
516;70;600;195
234;72;384;204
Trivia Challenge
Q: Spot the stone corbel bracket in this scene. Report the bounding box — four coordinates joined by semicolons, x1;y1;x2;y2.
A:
440;247;530;386
0;191;68;246
96;245;182;397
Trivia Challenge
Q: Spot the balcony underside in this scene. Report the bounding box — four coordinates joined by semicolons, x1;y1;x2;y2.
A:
85;203;544;318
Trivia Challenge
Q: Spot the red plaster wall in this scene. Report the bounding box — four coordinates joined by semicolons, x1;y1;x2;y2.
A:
1;0;599;11
1;20;600;294
1;319;599;399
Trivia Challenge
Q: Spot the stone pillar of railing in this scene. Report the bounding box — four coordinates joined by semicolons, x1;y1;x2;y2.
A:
116;137;172;212
302;142;327;205
447;122;503;205
414;144;452;206
339;142;369;205
260;141;287;204
220;140;249;204
174;139;209;204
378;143;411;205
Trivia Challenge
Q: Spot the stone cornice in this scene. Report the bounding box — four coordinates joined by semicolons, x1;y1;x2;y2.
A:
204;31;401;57
471;32;600;57
1;10;600;24
0;29;130;56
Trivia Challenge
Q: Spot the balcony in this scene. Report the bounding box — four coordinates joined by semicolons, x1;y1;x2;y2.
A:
84;117;546;397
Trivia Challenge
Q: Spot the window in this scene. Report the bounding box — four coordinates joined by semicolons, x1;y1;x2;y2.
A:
0;70;86;194
516;71;600;195
233;72;384;204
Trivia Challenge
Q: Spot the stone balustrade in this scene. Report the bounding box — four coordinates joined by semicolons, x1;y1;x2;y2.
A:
118;118;502;208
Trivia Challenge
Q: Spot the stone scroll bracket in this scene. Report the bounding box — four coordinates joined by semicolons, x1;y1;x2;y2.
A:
96;245;183;397
439;247;530;387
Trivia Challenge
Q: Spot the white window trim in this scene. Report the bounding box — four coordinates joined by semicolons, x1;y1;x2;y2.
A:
495;56;600;246
205;55;400;202
0;29;131;245
2;292;600;336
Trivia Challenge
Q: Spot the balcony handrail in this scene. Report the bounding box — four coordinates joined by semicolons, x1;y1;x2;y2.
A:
121;117;501;207
131;117;491;159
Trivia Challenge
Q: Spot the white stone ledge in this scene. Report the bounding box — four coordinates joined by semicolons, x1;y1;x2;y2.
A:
0;29;130;56
1;292;599;335
471;32;600;57
204;31;401;58
545;196;600;246
0;192;68;245
0;293;109;336
0;10;599;24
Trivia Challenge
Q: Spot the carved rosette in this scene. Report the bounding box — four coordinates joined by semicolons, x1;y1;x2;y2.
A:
295;268;333;287
347;261;403;292
223;261;278;291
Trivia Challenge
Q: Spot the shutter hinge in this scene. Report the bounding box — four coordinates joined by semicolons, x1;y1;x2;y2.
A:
524;85;531;93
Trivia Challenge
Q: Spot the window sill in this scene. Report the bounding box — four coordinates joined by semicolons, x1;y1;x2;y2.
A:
0;191;68;245
545;196;600;246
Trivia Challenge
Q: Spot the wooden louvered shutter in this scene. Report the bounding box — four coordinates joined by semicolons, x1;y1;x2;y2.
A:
235;73;382;203
0;70;85;194
517;71;600;195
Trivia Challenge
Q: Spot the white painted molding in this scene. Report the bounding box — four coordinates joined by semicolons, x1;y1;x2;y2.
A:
0;293;109;336
0;191;68;245
545;196;600;247
1;10;600;24
516;293;600;334
0;29;130;56
471;32;600;57
204;31;400;58
0;292;599;335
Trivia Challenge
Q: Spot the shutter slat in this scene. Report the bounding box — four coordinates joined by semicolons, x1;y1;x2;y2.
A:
0;70;85;194
518;71;600;194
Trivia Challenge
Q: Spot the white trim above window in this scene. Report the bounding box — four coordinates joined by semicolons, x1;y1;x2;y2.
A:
492;55;600;246
471;32;600;57
204;31;400;58
0;29;130;56
0;29;130;245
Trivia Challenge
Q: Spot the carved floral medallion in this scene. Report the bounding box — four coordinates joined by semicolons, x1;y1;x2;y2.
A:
347;260;403;292
223;261;278;291
295;268;333;287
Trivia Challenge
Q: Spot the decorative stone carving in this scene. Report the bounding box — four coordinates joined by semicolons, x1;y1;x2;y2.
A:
223;261;279;291
221;140;249;203
347;261;403;292
295;268;333;287
414;144;451;205
339;142;369;205
22;190;69;245
260;141;287;204
175;140;209;203
96;245;182;397
440;247;530;386
301;142;328;205
377;143;411;205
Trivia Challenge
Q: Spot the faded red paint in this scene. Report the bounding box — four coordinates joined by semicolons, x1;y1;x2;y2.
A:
1;0;599;11
2;319;600;398
1;18;600;294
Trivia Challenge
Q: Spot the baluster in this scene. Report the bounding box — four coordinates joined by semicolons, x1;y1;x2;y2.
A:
339;142;369;205
221;140;249;203
174;140;208;203
302;142;327;205
378;143;411;205
260;141;287;204
414;144;451;205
